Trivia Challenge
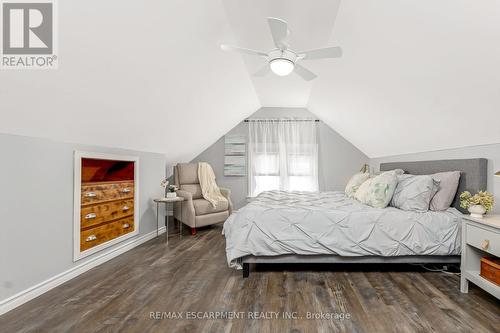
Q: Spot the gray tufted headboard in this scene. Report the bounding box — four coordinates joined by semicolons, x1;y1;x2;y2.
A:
380;158;488;213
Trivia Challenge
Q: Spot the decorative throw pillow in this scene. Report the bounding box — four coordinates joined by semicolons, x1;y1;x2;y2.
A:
391;174;439;212
355;170;399;208
354;177;373;203
345;172;370;198
429;171;461;211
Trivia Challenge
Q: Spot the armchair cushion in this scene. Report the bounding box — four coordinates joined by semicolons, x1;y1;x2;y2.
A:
179;184;203;199
193;199;229;215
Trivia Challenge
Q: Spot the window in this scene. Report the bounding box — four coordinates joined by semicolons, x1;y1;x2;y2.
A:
248;119;318;197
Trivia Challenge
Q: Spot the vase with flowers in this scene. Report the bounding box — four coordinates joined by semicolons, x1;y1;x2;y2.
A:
460;190;494;218
160;179;179;198
166;185;178;198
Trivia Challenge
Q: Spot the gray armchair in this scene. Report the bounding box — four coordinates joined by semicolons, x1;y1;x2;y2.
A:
173;163;232;235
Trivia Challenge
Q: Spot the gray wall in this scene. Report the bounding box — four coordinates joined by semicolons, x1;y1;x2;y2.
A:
370;143;500;214
191;107;369;209
0;134;166;301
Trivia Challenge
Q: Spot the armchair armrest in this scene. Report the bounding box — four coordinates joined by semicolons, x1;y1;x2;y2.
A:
174;190;195;227
176;190;193;201
219;187;231;198
219;187;233;215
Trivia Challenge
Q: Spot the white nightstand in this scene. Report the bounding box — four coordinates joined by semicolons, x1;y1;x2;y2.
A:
460;214;500;299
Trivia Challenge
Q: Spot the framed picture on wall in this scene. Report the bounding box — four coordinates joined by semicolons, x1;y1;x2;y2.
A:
73;151;139;261
224;135;246;176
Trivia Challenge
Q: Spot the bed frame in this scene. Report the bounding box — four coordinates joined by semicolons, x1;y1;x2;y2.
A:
241;158;488;278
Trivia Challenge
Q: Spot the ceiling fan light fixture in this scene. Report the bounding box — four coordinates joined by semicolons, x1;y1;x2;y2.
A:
269;58;295;76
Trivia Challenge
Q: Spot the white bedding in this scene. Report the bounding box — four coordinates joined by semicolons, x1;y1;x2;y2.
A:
223;191;463;268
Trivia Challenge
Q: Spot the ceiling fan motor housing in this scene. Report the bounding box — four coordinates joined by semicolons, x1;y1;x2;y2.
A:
268;49;298;63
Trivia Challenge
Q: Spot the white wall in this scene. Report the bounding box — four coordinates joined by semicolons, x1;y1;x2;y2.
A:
370;143;500;214
0;0;260;166
191;107;369;208
0;134;166;302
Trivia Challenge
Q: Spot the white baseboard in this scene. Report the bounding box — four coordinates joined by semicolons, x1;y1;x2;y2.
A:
0;226;166;316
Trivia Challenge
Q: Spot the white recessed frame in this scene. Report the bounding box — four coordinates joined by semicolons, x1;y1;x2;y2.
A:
73;151;140;261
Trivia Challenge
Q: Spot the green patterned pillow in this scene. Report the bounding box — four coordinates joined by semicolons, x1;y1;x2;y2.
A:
355;170;399;208
345;172;370;198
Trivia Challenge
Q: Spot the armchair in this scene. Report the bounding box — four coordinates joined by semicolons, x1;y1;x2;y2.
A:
173;163;232;235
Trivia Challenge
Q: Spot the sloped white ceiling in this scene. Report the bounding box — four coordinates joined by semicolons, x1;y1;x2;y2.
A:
0;0;260;164
223;0;500;157
308;0;500;157
1;0;500;161
222;0;341;107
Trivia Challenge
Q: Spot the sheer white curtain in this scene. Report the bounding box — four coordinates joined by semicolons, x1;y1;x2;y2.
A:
248;119;319;197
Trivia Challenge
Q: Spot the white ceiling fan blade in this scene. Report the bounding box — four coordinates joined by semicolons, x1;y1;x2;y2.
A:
220;45;267;57
253;65;270;77
267;17;290;50
299;46;343;60
294;64;317;81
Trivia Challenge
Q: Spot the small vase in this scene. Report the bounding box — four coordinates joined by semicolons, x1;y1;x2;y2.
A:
166;192;177;198
468;205;486;218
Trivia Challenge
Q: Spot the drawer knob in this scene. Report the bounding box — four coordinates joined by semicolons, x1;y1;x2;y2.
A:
85;213;97;219
123;223;130;229
84;192;97;197
122;188;131;193
122;206;130;211
481;239;490;250
85;235;97;242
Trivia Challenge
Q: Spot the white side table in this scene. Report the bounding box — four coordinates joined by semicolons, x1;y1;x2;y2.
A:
460;214;500;299
153;197;185;241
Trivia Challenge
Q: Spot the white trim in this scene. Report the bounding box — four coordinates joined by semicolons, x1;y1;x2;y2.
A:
0;226;165;316
73;151;140;261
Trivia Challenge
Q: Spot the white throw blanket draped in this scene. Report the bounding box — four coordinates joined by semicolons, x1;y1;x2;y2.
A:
198;162;227;208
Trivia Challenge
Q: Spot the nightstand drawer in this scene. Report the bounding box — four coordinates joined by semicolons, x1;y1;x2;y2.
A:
466;224;500;257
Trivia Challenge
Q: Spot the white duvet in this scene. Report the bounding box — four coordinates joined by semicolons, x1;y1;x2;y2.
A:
223;191;462;268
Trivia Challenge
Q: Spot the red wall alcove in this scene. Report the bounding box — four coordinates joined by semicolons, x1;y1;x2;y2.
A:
81;158;135;183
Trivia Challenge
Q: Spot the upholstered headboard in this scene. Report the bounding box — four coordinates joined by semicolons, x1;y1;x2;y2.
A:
380;158;488;213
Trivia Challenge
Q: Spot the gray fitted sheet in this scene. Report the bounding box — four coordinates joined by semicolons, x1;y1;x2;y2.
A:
223;191;463;268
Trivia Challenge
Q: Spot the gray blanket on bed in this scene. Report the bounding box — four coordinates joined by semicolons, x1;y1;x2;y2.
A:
223;191;462;268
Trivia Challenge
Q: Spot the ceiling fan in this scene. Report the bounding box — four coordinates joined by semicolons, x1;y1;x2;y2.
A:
221;17;342;81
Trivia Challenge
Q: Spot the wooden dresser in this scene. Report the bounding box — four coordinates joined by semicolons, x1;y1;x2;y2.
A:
74;152;138;260
80;180;135;251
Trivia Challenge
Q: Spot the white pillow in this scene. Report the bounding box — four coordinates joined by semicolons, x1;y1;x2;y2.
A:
355;170;399;208
345;172;370;198
391;174;439;212
429;171;461;211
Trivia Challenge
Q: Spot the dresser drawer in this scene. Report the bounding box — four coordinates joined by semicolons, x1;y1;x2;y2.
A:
466;224;500;257
80;216;135;251
81;199;134;229
81;181;134;205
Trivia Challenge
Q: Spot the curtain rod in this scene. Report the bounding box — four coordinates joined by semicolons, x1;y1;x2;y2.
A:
244;119;320;122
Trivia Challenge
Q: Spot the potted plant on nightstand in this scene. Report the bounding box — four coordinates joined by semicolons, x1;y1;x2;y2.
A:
460;190;494;218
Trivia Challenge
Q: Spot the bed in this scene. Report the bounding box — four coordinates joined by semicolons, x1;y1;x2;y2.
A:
222;158;487;277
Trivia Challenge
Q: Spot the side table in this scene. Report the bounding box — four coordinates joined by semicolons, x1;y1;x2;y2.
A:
153;197;185;241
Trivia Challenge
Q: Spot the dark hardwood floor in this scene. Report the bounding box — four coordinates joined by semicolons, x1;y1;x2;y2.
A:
1;224;499;333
